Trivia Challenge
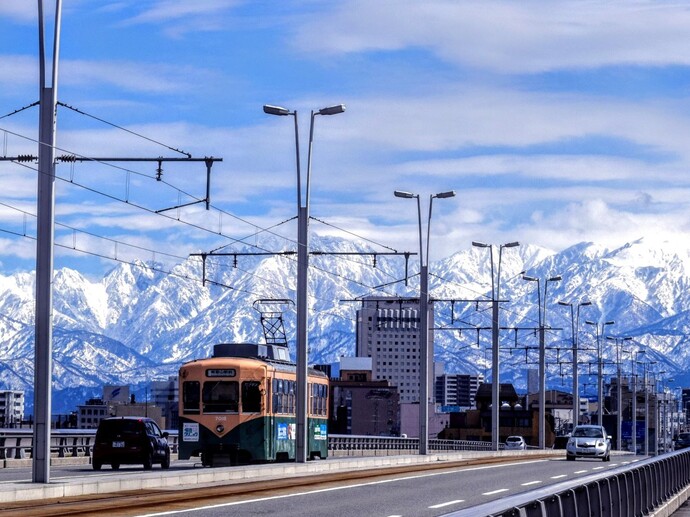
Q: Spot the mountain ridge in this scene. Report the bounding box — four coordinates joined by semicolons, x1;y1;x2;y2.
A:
1;236;688;413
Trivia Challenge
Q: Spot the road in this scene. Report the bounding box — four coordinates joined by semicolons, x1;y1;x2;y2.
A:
86;455;640;516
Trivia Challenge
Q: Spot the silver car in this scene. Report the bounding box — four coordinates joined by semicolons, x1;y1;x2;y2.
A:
505;435;526;450
566;424;611;461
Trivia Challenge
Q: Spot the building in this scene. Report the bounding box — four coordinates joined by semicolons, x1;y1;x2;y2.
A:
0;390;24;427
329;357;400;436
355;296;434;404
76;398;109;429
437;383;547;445
435;372;484;409
150;376;178;430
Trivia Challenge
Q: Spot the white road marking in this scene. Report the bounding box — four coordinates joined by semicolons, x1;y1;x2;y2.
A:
574;470;588;474
429;500;465;509
483;489;509;496
521;480;541;486
550;474;567;479
592;466;605;470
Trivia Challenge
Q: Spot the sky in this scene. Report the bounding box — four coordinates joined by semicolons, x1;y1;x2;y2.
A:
2;0;690;278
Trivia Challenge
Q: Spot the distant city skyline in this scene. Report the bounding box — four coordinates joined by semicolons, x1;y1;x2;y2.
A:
2;2;690;277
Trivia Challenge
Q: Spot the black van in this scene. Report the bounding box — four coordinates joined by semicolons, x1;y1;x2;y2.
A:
93;417;171;470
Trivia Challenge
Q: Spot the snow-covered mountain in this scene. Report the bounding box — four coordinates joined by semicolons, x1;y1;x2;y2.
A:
1;236;688;414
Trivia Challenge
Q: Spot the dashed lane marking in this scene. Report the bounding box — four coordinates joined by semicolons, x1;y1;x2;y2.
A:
483;489;509;496
429;500;465;509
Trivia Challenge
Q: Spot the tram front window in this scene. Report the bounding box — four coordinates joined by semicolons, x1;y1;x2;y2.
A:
203;381;239;413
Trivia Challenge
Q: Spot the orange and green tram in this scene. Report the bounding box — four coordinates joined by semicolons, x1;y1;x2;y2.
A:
178;343;329;466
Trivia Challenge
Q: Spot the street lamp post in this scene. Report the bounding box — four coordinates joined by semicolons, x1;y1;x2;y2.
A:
585;320;615;427
522;274;562;449
637;358;657;456
473;241;519;451
631;348;645;454
606;336;632;451
264;102;345;463
558;301;592;430
395;189;455;454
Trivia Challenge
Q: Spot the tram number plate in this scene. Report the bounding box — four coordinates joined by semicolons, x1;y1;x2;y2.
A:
112;441;125;448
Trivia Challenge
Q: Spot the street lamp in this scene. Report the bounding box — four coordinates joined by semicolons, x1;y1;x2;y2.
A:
558;300;592;430
631;348;646;454
264;102;345;463
473;241;519;451
522;273;562;448
637;358;657;455
585;320;615;427
606;335;633;451
395;189;455;455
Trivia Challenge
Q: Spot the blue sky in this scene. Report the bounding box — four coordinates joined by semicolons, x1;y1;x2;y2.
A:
2;1;690;277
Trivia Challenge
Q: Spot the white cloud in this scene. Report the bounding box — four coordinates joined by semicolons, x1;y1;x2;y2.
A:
294;0;690;73
0;1;36;22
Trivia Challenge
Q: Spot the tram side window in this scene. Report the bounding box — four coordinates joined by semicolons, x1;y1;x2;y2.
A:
272;378;296;415
182;381;200;414
273;379;283;413
287;380;295;414
202;381;239;413
242;381;261;413
310;383;328;416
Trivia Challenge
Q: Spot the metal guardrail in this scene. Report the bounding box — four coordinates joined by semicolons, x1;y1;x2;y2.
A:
0;429;492;460
444;448;690;517
329;435;495;454
0;429;179;460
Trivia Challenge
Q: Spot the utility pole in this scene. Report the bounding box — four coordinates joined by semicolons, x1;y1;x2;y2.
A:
33;0;62;484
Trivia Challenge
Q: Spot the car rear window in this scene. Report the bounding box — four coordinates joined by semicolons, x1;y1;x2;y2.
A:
97;419;145;440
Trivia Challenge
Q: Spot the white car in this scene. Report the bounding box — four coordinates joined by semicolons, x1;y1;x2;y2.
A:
566;425;611;461
504;435;526;450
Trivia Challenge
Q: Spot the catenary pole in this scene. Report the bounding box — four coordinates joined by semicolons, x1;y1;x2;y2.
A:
33;0;62;484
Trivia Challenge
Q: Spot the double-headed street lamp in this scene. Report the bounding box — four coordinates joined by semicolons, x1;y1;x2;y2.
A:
606;335;632;451
585;320;615;427
522;274;561;449
394;189;455;455
264;102;345;463
557;300;592;430
473;241;520;451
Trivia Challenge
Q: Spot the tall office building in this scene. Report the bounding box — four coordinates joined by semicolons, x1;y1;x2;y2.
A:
355;296;434;404
435;373;485;409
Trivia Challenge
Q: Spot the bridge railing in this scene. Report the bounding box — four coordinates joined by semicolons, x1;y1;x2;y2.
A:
444;447;690;517
328;434;494;455
0;429;494;461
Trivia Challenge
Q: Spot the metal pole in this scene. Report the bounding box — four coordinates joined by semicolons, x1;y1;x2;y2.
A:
566;305;577;428
487;246;499;452
632;352;638;454
295;201;308;463
617;359;622;450
419;262;429;454
597;328;603;427
538;323;545;449
644;366;649;455
33;0;62;484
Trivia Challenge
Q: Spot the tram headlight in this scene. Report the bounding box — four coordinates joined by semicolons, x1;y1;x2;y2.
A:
216;424;224;434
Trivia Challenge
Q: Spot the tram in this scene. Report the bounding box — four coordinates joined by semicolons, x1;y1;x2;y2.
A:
178;343;329;466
